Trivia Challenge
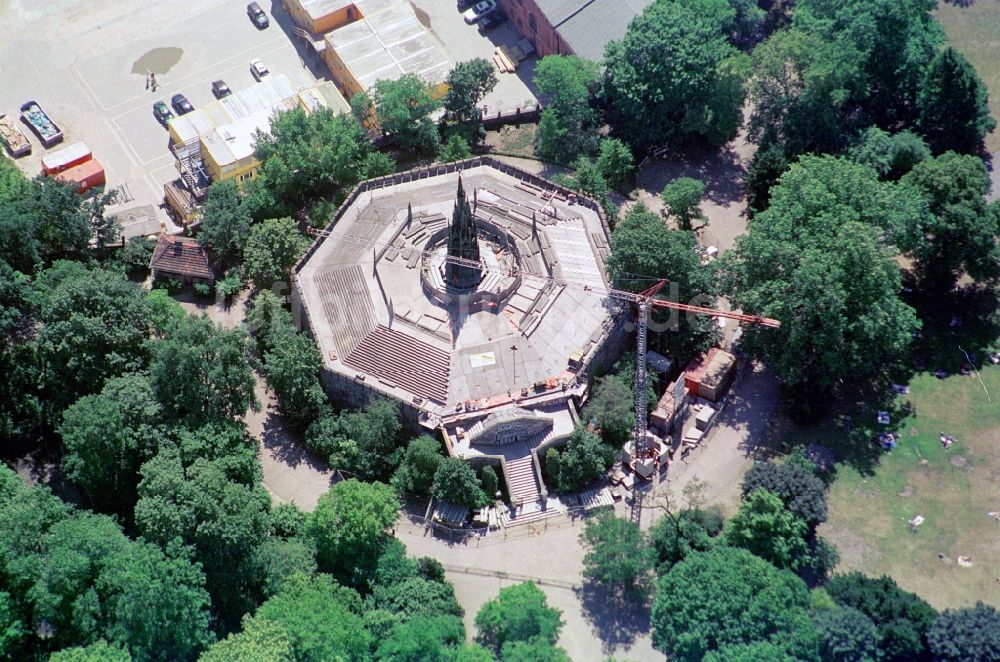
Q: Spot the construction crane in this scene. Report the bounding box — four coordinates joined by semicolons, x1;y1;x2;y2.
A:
304;224;780;523
616;280;780;523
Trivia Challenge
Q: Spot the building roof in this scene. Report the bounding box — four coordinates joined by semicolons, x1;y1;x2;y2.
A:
201;110;272;169
324;0;451;93
685;347;735;387
150;235;214;280
536;0;654;62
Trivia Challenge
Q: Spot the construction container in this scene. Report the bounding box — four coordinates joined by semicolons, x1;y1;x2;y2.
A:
42;141;92;175
55;158;105;193
0;113;31;157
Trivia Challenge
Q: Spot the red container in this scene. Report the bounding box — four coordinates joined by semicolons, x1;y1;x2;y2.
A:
55;158;105;193
42;141;91;175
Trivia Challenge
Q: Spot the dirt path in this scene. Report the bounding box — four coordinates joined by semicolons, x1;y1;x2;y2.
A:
243;375;334;511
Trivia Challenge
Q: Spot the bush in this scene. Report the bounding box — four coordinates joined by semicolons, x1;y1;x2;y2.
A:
480;465;499;499
544;448;561;486
153;275;183;295
193;280;214;298
438;133;472;163
119;236;156;274
217;268;243;300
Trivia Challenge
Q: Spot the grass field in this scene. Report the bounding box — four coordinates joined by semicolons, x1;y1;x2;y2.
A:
934;1;1000;152
812;366;1000;609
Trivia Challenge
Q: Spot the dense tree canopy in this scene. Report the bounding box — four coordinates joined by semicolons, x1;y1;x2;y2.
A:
391;436;444;495
848;128;930;182
651;547;817;660
533;56;600;164
148;315;257;424
648;508;723;574
305;398;402;480
475;582;562;654
661;177;706;231
927;602;1000;662
263;331;327;432
443;59;497;128
243;217;309;292
722;156;921;417
900;151;1000;288
198;617;294;662
813;606;881;662
603;0;750;148
741;461;827;529
364;74;441;157
825;572;937;662
607;203;720;361
917;47;995;155
725;489;809;570
580;512;653;595
554;426;613;493
198;180;253;270
432;457;487;508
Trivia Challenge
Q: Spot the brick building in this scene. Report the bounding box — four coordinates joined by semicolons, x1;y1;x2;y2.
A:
496;0;653;62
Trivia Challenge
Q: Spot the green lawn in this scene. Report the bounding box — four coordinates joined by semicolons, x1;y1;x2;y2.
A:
817;366;1000;609
934;2;1000;152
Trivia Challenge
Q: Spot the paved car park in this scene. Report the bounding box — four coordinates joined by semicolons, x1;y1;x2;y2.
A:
0;0;538;231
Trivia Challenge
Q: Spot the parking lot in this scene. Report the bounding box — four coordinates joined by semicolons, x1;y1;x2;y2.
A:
0;0;539;232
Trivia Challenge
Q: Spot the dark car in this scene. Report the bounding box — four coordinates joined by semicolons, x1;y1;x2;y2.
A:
457;0;476;10
171;94;194;115
153;101;174;125
247;2;269;28
212;80;232;99
478;10;506;34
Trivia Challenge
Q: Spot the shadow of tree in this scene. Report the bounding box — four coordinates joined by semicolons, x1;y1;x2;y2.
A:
576;581;652;655
261;412;329;472
637;142;747;206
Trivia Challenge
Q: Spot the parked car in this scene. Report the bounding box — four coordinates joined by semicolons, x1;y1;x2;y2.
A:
247;2;269;29
171;94;194;115
478;10;506;34
457;0;476;10
464;0;497;24
212;80;232;99
153;101;174;125
250;58;269;82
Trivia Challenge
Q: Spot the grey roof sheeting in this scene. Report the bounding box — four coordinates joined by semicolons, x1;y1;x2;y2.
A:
535;0;654;62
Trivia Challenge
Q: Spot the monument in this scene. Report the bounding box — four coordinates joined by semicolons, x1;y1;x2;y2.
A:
445;177;482;289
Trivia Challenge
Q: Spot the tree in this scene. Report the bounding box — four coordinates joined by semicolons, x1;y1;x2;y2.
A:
606;203;720;361
475;582;562;654
148;315;257;423
243;217;308;291
848;128;930;181
581;376;633;447
721;155;921;418
445;644;494;662
741;461;827;529
533;56;600;164
264;332;327;431
305;398;402;480
900;152;1000;288
480;465;499;499
813;606;880;662
97;539;214;662
369;576;464;623
603;0;750;148
253;574;371;662
825;572;936;662
648;508;723;574
59;373;165;518
391;436;444;495
198;180;253;269
917;47;995;155
725;489;809;570
35;266;151;412
444;59;497;128
596;138;635;193
253;108;386;214
744;142;789;217
501;637;572;662
438;133;471;163
49;641;132;662
198;617;294;662
661;177;706;231
555;427;613;493
146;288;187;336
747;29;865;158
928;602;1000;662
118;237;156;275
580;511;653;595
253;536;318;599
651;547;816;660
561;157;617;223
367;75;441;156
308;479;400;586
135;451;271;628
544;448;561;485
432;457;486;508
245;290;295;356
376;615;465;662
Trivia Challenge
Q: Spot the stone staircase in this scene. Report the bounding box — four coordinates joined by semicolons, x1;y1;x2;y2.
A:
505;454;541;507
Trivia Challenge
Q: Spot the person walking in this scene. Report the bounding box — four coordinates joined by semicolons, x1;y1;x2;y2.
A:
150;73;157;92
145;73;150;90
